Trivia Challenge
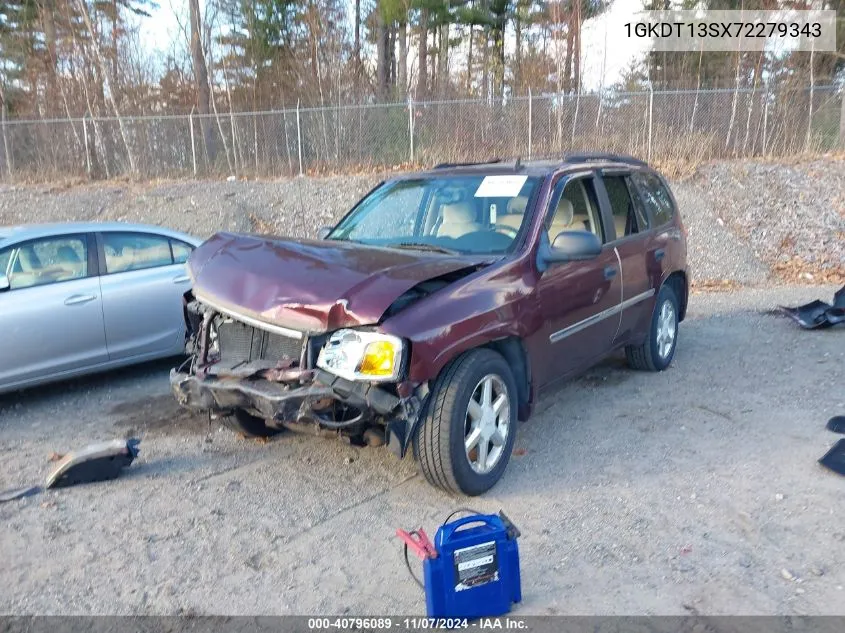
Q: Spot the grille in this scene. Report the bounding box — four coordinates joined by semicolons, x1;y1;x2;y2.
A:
216;320;303;365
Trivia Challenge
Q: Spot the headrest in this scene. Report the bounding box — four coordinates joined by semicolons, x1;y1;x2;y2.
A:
507;196;528;215
553;199;574;227
57;246;81;264
442;203;475;223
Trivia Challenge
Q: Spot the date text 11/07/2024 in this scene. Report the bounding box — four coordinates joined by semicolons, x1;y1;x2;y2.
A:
307;617;529;630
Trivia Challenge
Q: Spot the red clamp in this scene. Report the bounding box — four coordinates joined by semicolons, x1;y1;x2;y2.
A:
396;528;438;560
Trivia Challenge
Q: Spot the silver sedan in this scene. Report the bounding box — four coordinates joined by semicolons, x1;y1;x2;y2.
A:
0;222;203;394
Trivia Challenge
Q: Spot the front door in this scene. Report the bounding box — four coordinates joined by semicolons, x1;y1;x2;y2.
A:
535;173;622;386
0;233;108;390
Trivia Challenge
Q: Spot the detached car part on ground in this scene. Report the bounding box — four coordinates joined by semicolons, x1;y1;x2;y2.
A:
172;154;689;495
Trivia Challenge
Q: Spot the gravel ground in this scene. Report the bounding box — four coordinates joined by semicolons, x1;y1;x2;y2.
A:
1;285;844;616
1;156;843;284
686;158;845;281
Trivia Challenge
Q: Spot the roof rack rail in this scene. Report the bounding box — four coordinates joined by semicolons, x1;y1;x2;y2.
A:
564;152;648;167
432;158;503;169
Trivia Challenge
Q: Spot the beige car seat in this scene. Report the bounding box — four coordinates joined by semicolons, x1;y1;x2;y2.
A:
614;215;628;238
547;199;577;241
55;246;86;280
497;196;528;231
437;203;482;238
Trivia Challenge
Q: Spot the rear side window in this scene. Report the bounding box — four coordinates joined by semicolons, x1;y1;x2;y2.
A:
602;175;646;239
102;232;174;273
171;240;194;264
632;172;675;226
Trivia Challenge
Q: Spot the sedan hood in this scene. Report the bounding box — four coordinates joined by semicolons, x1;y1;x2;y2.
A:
188;232;486;333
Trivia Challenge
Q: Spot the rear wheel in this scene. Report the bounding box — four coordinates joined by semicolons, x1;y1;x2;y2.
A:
413;349;517;496
625;284;679;371
221;409;281;438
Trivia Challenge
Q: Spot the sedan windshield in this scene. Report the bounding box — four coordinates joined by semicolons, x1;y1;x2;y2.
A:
328;174;541;255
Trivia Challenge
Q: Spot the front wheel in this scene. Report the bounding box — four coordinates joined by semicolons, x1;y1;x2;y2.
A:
413;349;517;496
221;409;281;438
625;284;679;371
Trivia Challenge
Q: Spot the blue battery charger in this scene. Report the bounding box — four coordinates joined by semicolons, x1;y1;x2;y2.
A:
421;512;521;619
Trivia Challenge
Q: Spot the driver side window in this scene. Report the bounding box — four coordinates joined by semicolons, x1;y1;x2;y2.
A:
545;178;604;244
4;236;89;290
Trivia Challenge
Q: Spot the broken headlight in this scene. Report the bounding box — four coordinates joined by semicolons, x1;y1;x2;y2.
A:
316;329;404;382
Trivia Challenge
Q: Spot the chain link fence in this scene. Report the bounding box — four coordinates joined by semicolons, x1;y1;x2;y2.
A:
0;86;841;182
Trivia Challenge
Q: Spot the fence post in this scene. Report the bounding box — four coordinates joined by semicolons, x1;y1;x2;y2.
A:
527;88;532;160
83;115;91;178
1;102;11;180
189;107;197;176
647;87;654;162
408;97;415;164
296;99;303;177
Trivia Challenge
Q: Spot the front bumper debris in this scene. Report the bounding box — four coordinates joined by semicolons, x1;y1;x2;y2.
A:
170;367;401;427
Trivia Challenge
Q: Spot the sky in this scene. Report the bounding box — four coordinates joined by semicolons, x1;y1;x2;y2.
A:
138;0;652;94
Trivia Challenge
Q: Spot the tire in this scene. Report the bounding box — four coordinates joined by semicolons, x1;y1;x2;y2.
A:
413;349;518;496
221;409;281;438
625;284;679;372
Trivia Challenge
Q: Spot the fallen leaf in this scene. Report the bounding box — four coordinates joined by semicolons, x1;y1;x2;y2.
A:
47;452;64;462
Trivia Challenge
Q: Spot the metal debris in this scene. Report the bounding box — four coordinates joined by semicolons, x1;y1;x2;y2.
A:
778;285;845;329
45;438;141;489
827;416;845;434
818;439;845;477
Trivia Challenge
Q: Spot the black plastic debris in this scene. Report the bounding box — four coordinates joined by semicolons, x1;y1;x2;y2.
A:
819;439;845;476
827;416;845;434
0;485;42;503
779;284;845;329
45;438;140;489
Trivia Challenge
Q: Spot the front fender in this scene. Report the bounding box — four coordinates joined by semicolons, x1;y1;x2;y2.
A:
380;259;540;382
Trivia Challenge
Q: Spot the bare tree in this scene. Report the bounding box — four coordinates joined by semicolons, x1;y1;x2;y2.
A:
189;0;215;163
74;0;136;173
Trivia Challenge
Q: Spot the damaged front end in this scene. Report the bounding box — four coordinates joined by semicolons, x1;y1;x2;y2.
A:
170;297;427;457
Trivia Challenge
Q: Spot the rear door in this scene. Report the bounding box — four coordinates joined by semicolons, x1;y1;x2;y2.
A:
595;171;656;343
97;231;194;361
534;172;622;385
0;233;108;389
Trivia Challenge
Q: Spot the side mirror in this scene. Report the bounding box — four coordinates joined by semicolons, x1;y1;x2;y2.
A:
317;226;333;240
541;230;602;265
0;275;9;291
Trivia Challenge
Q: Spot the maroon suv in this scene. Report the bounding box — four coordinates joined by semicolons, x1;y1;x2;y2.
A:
171;154;688;495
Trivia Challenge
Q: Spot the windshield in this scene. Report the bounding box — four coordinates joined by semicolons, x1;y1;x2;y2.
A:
328;174;541;255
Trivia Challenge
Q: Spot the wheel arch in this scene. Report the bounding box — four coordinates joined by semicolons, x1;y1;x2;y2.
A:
480;337;532;421
663;270;688;322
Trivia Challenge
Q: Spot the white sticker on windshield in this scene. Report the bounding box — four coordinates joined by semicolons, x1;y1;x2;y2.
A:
474;175;528;198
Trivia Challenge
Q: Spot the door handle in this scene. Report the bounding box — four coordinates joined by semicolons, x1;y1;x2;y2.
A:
64;294;97;306
172;275;191;284
654;248;666;262
603;266;617;280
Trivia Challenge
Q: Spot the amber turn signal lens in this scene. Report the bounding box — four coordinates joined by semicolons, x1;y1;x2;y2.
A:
358;341;397;376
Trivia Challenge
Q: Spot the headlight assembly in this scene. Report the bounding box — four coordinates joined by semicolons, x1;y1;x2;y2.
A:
316;329;405;382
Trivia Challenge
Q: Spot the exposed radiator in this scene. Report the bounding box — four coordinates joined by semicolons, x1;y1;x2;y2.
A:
216;320;303;365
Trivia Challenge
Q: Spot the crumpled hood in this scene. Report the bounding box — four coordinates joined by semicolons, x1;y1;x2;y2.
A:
188;232;486;333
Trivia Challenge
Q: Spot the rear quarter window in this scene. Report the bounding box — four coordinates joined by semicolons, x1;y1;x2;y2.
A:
632;172;675;226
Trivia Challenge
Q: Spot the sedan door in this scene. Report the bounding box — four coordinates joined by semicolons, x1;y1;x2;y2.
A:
0;233;108;390
97;231;193;361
